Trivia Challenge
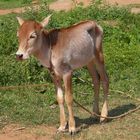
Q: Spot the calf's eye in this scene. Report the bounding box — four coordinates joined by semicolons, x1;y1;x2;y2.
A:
30;32;37;39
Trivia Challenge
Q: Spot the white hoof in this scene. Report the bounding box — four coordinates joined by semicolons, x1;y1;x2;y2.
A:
57;126;67;133
100;117;107;123
69;127;76;135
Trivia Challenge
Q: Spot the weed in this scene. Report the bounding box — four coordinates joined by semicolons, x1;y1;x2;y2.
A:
0;2;140;139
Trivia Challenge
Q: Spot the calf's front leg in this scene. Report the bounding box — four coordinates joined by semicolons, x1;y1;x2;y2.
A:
53;75;67;132
63;72;76;134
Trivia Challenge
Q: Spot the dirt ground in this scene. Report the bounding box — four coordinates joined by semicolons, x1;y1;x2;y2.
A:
0;124;57;140
105;0;140;5
0;0;140;140
0;0;140;15
105;0;140;13
0;0;91;15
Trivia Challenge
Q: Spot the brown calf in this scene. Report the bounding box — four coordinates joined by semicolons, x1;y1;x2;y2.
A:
16;16;109;134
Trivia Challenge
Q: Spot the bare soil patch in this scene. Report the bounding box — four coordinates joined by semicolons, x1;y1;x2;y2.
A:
131;7;140;14
0;0;140;15
0;0;140;140
104;0;140;5
104;0;140;13
0;0;91;15
0;124;57;140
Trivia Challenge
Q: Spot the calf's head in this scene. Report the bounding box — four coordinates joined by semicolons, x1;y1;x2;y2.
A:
16;15;51;60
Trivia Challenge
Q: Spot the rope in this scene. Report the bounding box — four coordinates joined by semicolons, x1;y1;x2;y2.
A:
77;77;140;102
0;82;140;120
110;89;140;102
73;99;140;119
0;83;48;90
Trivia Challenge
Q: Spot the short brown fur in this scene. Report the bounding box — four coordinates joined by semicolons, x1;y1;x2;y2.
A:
16;16;109;134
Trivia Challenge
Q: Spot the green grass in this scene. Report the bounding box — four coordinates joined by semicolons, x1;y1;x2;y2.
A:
0;0;56;9
0;1;140;139
0;0;32;9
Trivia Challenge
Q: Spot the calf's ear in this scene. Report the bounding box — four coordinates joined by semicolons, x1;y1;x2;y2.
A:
16;17;24;26
41;15;52;27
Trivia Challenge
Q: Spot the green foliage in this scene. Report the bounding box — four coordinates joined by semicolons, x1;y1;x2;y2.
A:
0;0;31;9
0;3;140;130
0;4;140;88
22;0;32;4
0;85;57;125
0;0;56;9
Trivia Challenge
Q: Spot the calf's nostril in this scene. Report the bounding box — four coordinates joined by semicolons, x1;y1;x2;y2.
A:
19;54;23;58
16;54;23;60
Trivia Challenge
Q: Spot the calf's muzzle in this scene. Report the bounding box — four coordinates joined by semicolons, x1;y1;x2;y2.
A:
16;54;23;60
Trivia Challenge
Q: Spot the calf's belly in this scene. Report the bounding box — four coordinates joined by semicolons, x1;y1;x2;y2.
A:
69;50;94;69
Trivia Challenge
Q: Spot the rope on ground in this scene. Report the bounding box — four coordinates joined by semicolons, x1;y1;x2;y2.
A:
0;80;140;120
77;77;140;102
110;89;140;102
73;99;140;119
0;83;48;90
74;77;140;119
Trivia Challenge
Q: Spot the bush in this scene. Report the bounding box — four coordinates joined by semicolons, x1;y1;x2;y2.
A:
0;3;140;92
22;0;32;4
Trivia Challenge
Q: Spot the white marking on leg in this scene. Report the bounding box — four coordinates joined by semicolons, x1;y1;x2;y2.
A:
100;97;108;122
57;87;67;132
57;87;63;98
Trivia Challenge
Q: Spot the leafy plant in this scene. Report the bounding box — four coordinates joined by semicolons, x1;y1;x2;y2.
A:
0;3;140;134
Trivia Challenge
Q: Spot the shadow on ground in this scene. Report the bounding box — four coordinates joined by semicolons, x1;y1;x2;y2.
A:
75;103;136;129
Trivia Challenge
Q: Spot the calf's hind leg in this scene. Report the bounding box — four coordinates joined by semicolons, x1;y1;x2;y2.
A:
95;58;109;122
87;60;100;115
